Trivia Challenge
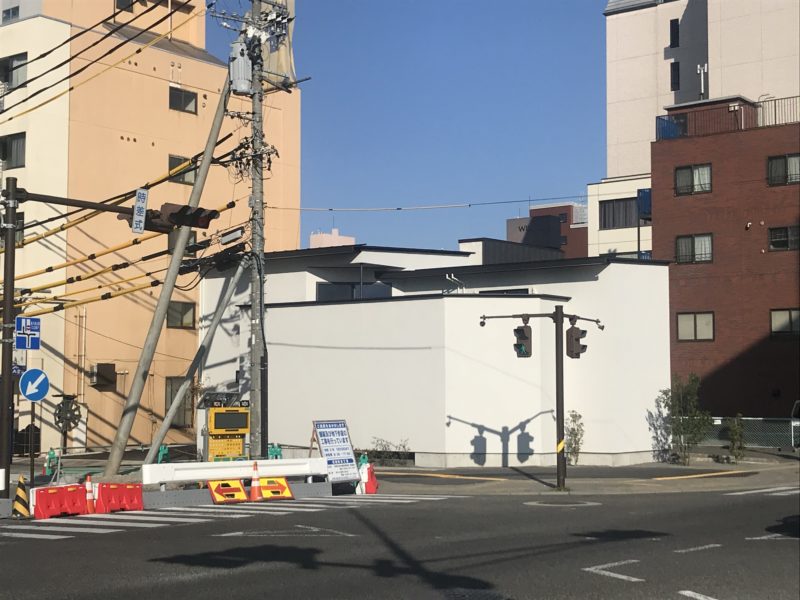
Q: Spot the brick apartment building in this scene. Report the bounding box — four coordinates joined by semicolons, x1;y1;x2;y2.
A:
651;96;800;417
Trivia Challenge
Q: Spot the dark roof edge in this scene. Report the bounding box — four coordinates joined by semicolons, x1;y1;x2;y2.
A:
265;244;471;261
250;292;572;310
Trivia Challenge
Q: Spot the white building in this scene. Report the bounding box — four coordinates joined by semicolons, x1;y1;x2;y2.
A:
588;0;800;257
199;242;670;467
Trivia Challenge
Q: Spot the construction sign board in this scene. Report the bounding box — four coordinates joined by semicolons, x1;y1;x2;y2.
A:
208;479;248;504
312;420;360;483
257;477;294;501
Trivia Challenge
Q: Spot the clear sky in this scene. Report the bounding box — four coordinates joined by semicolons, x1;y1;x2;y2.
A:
206;0;608;250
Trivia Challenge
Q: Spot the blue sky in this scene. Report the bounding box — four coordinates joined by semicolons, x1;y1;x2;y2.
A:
206;0;608;250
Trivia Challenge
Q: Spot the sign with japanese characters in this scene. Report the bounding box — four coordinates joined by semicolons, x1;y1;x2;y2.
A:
312;420;360;483
131;188;148;234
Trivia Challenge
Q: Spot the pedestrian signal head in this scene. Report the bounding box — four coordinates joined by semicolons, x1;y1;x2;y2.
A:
513;325;532;358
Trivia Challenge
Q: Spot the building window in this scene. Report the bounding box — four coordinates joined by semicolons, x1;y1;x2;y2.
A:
768;226;799;251
0;52;26;90
675;233;712;263
677;312;714;341
669;19;680;48
116;0;135;12
558;212;568;224
167;301;195;329
670;62;680;91
316;282;392;302
767;154;800;186
599;198;638;229
675;164;711;195
165;376;193;429
560;235;568;246
770;309;799;336
0;132;25;169
169;86;197;114
0;212;23;247
168;154;196;185
2;6;19;23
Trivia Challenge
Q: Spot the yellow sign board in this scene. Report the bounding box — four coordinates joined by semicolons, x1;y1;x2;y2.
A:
208;479;248;504
257;477;294;501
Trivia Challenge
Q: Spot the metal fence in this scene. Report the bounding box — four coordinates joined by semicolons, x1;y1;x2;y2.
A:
702;417;797;449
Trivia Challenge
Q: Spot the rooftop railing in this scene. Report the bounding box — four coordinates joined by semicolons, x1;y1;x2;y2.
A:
656;96;800;140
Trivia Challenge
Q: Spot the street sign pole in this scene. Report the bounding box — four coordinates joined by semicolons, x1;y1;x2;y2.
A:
553;305;567;490
29;405;34;488
0;177;18;498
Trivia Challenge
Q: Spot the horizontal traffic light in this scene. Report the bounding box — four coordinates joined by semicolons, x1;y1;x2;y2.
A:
161;203;220;229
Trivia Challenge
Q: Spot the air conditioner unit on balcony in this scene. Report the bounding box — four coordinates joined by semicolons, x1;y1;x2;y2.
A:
87;363;117;390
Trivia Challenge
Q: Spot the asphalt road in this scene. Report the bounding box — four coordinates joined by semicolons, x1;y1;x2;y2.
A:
1;485;797;599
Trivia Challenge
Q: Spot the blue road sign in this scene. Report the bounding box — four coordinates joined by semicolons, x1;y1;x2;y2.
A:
19;368;49;402
15;317;41;350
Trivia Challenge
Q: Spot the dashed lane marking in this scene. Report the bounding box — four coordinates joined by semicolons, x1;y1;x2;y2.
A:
28;516;165;528
770;489;800;496
745;533;797;540
0;531;72;540
674;544;721;554
678;591;719;600
78;513;210;523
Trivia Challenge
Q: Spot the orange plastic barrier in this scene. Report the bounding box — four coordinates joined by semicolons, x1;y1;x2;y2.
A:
33;485;88;520
94;483;144;514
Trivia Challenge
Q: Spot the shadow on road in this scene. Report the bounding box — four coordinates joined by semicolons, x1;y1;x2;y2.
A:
572;529;668;542
766;515;799;538
508;467;557;489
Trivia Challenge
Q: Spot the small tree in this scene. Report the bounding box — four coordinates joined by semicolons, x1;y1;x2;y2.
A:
668;374;712;465
726;413;745;462
647;374;712;464
565;410;585;466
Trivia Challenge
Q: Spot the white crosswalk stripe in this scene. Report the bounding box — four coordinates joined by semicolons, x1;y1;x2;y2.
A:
724;486;799;496
0;494;463;543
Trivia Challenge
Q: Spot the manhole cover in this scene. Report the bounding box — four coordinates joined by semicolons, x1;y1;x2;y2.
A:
524;500;601;507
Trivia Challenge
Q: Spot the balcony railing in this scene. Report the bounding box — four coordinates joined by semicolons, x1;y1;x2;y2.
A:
656;96;800;140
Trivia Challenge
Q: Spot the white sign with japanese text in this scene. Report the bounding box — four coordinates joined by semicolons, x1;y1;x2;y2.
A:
313;420;360;483
132;188;148;234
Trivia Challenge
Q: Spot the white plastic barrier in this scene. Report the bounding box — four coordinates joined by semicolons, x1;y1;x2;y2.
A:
141;458;328;486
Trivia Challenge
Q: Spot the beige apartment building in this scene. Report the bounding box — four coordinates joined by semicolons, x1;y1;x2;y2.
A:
0;0;300;453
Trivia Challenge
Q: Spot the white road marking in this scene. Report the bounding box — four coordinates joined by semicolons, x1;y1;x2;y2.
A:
582;560;644;582
27;517;165;528
674;544;722;554
225;504;324;513
318;497;417;504
215;525;357;538
745;533;795;540
724;486;796;496
146;508;252;517
78;513;209;523
769;489;800;496
2;524;122;534
679;591;719;600
0;531;72;540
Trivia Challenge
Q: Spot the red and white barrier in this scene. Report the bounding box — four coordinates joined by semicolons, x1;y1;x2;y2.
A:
33;485;88;520
94;483;143;514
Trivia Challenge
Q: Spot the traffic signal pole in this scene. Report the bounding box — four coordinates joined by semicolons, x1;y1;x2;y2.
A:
553;305;566;489
0;177;18;498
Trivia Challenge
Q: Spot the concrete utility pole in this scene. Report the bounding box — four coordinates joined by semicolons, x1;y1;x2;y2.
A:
0;177;18;498
104;78;232;476
248;0;266;458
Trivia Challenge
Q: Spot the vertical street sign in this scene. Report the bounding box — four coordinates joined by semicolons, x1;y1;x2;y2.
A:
15;316;41;351
132;188;148;234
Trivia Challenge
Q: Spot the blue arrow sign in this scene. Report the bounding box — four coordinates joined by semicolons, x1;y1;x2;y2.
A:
15;316;41;350
19;368;49;402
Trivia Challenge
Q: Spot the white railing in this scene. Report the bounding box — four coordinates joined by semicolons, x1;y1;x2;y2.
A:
141;457;329;486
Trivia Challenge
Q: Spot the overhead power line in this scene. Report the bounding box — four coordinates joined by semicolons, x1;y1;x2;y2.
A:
0;0;161;100
0;0;194;115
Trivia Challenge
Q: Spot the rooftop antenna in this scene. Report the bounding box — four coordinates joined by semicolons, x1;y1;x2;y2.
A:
697;63;708;100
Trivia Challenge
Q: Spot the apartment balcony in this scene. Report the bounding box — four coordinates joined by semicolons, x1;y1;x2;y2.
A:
656;96;800;141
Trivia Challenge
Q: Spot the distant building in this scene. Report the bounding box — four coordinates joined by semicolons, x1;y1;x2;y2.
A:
651;95;799;417
506;203;588;259
309;228;356;249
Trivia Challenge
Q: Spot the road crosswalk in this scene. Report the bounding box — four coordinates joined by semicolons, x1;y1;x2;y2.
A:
723;486;800;497
0;494;462;543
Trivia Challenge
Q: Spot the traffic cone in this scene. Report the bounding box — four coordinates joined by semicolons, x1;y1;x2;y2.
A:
365;463;379;494
85;474;96;514
249;462;262;502
12;475;31;519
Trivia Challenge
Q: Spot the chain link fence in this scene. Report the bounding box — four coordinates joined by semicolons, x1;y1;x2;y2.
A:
702;417;798;449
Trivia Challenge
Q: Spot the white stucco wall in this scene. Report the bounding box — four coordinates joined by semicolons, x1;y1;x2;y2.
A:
587;174;652;257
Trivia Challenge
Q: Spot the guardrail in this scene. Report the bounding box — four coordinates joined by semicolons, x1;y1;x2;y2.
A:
141;457;329;487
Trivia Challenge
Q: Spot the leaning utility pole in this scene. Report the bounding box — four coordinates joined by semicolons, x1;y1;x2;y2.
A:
104;78;231;476
248;0;266;458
